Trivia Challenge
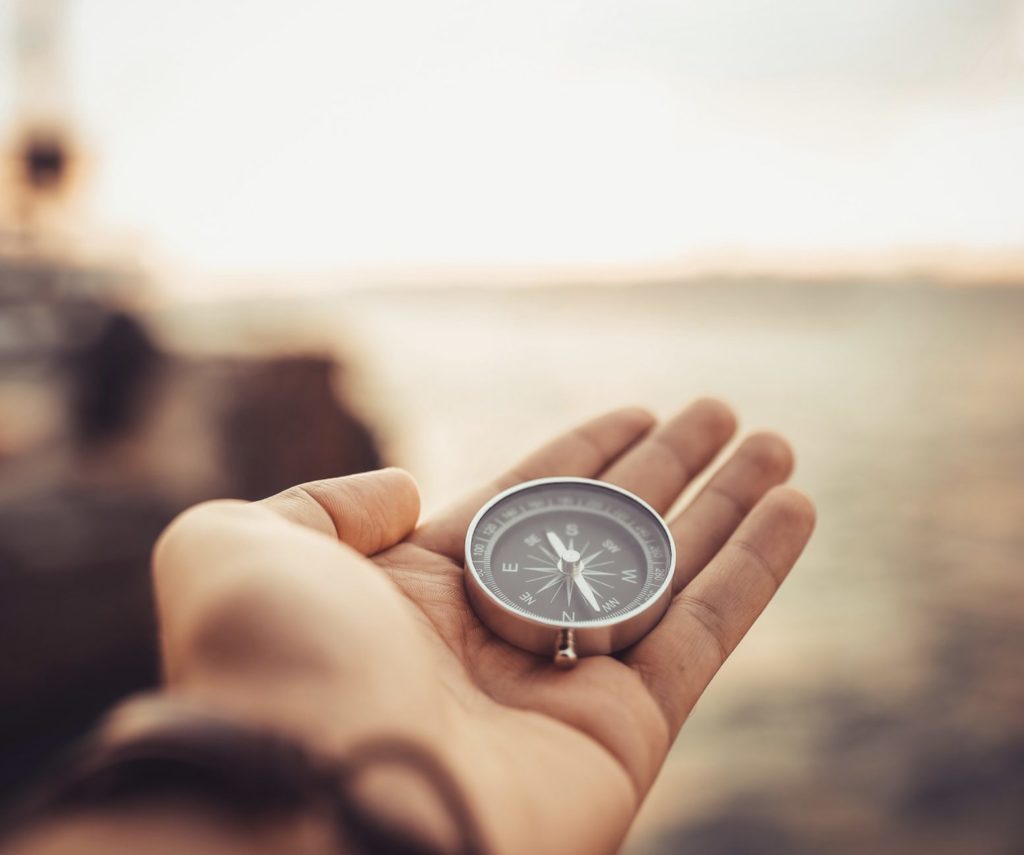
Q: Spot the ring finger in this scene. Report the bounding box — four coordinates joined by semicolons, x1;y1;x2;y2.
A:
666;431;794;592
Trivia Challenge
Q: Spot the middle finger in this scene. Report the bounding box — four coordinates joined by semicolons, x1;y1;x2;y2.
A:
667;431;794;592
600;398;737;512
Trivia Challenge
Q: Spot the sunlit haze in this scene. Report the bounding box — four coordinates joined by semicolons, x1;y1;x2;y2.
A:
2;0;1023;288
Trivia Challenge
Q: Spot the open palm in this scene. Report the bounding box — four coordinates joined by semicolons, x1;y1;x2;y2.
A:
153;400;815;855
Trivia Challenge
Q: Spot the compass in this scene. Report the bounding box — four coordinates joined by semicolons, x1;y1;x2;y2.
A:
464;477;676;668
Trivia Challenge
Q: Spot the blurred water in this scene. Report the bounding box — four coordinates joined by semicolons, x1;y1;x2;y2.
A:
160;279;1024;853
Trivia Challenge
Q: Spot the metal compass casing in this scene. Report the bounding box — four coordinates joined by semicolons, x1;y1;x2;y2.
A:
464;477;676;668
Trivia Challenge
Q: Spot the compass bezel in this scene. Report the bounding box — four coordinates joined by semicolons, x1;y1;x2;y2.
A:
464;477;677;657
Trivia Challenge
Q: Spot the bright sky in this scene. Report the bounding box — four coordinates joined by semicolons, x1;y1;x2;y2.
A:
2;0;1023;284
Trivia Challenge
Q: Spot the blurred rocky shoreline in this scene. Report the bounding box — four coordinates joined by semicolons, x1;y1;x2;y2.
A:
0;256;381;798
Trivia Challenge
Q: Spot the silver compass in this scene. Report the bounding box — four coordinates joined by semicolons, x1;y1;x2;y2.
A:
464;477;676;668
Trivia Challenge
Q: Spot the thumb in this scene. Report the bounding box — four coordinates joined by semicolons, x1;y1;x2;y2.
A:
259;467;421;555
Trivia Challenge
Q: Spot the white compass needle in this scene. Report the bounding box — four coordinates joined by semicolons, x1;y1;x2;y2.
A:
575;574;602;612
546;530;569;559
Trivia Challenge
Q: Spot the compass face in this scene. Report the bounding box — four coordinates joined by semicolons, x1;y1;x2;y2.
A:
465;478;675;628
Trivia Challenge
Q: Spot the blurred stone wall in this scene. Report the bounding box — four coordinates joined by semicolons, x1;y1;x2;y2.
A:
0;291;381;799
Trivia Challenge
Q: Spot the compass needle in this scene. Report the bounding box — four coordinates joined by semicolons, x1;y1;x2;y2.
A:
575;575;602;612
545;531;569;559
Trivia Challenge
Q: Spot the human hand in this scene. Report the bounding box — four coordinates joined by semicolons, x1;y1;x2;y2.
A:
152;400;815;855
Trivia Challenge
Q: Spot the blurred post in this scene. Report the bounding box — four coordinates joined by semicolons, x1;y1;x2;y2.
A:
2;0;80;253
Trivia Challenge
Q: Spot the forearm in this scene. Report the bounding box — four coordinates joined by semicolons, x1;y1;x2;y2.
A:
2;692;475;855
4;803;330;855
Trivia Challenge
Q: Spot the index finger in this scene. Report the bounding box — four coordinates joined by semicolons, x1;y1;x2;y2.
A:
409;407;655;560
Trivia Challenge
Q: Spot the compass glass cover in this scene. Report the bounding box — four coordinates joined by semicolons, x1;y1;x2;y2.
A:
467;479;674;626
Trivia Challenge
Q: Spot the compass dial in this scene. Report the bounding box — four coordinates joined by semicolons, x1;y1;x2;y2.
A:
465;478;674;630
